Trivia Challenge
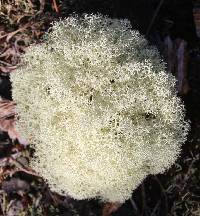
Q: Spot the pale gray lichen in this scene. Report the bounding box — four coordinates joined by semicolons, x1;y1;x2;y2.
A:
11;14;189;203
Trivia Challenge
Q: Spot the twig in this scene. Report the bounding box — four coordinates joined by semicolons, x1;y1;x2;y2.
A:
141;183;147;216
0;156;39;177
52;0;59;13
130;198;140;214
182;159;195;190
0;23;32;42
11;157;38;176
154;176;168;215
151;200;161;216
0;60;13;67
47;190;61;206
15;167;39;177
146;0;165;35
0;114;15;120
37;0;45;14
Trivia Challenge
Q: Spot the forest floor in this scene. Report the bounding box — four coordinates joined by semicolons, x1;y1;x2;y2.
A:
0;0;200;215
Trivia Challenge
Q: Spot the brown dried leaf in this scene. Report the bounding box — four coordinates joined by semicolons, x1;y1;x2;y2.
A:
0;47;17;59
0;99;28;145
0;156;38;180
0;100;16;119
2;178;30;194
102;202;122;216
0;118;28;145
0;65;17;73
6;200;24;216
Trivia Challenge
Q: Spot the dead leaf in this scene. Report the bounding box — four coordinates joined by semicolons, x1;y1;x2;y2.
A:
0;99;28;145
0;100;16;119
0;118;28;145
0;65;17;73
6;200;24;216
2;178;30;194
102;202;122;216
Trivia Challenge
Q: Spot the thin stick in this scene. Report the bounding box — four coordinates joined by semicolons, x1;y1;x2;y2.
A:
151;200;161;216
146;0;165;36
52;0;59;13
130;198;139;214
0;60;13;67
141;183;147;216
154;176;168;215
0;23;32;42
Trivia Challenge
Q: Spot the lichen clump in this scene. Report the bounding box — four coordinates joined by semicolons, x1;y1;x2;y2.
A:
11;14;189;203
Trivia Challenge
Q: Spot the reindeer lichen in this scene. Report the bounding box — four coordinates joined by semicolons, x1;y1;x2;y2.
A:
11;14;189;203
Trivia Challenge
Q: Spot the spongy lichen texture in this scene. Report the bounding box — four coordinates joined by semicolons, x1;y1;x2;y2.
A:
11;14;189;203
